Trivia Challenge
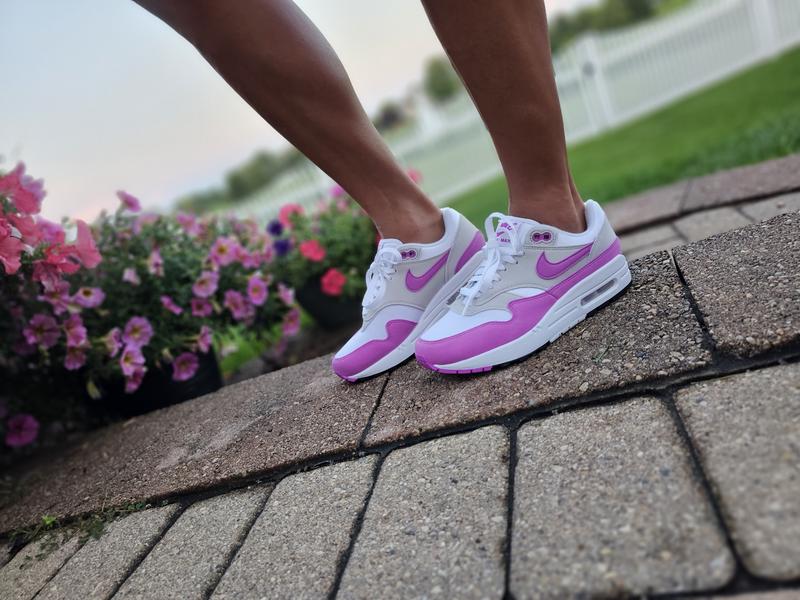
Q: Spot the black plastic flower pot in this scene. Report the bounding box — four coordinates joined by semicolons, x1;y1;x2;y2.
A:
95;350;223;418
296;280;362;330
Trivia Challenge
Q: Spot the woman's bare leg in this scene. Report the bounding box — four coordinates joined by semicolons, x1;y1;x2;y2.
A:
421;0;586;232
134;0;443;243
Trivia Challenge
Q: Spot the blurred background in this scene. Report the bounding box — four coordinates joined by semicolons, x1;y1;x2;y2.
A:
3;0;799;227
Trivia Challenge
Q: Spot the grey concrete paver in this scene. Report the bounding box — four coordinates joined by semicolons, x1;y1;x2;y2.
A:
511;397;734;599
213;456;376;599
114;485;271;599
706;592;800;599
673;213;800;357
741;191;800;222
625;236;684;261
0;531;82;600
620;223;680;253
38;505;179;600
366;251;710;446
683;153;800;211
673;207;753;242
605;180;687;233
339;427;508;600
0;354;384;533
676;363;800;580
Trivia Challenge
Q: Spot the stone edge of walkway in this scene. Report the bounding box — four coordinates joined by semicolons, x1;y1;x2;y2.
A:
608;153;800;234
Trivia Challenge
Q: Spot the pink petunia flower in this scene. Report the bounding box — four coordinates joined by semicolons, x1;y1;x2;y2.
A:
247;274;269;306
192;270;219;298
120;345;146;377
105;327;122;357
320;268;347;296
0;218;24;274
117;190;142;212
122;267;140;285
282;308;301;337
197;325;213;353
208;236;239;267
160;295;183;315
407;167;423;184
191;297;213;317
75;220;102;268
123;316;153;349
237;246;261;269
147;248;164;276
175;212;201;237
299;239;326;262
5;413;40;448
329;183;345;198
277;282;294;306
63;313;87;348
74;286;105;308
7;213;42;246
125;366;147;393
278;203;304;228
172;352;199;382
23;313;60;348
64;347;87;370
37;279;71;315
0;162;45;215
36;217;65;244
223;289;254;321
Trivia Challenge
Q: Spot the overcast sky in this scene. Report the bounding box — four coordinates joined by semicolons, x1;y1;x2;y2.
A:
0;0;597;220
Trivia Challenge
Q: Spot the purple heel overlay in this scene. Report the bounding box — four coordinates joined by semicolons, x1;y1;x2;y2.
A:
455;231;485;273
332;319;416;381
415;238;622;370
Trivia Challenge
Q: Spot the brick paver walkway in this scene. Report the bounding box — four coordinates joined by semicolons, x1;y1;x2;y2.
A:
1;155;799;599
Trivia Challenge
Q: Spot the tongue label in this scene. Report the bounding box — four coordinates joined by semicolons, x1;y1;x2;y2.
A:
495;221;514;244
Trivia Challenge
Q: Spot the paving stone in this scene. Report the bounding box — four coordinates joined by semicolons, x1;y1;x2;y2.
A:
0;543;10;568
684;153;800;211
625;236;684;261
511;397;734;599
0;354;384;533
605;181;687;233
673;207;753;242
706;592;800;600
38;505;179;600
213;456;377;599
675;363;800;580
339;427;508;599
673;213;800;357
620;223;679;253
365;252;710;446
741;191;800;222
0;531;82;600
114;485;270;599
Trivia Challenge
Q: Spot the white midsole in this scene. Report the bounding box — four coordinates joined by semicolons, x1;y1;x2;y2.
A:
430;255;631;371
349;251;485;380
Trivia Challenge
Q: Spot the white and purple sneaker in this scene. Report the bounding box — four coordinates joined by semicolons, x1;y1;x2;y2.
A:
415;200;630;373
332;208;484;382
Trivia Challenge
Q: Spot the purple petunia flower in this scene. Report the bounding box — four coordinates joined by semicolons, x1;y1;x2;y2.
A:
120;345;146;377
122;316;153;349
192;270;219;298
247;274;268;306
74;286;105;308
122;267;141;285
23;313;60;348
5;414;40;448
64;347;87;370
160;295;183;315
273;238;292;257
125;366;146;393
172;352;199;382
63;313;87;348
105;327;122;357
197;325;213;354
191;298;213;317
266;219;283;237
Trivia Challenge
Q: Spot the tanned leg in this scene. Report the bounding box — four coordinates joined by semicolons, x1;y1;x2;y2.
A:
133;0;443;243
420;0;585;232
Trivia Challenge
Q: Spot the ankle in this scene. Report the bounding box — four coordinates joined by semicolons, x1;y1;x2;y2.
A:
509;198;585;233
376;206;444;244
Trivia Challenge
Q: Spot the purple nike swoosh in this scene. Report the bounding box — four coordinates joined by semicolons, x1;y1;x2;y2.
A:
536;243;593;279
405;250;450;292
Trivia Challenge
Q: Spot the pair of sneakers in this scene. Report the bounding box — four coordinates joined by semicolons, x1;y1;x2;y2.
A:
332;201;631;382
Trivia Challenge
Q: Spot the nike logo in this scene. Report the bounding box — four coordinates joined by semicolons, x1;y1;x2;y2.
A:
405;251;449;292
536;243;593;279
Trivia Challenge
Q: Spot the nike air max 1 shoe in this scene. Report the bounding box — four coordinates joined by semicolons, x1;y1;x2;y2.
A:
332;207;484;382
415;200;630;373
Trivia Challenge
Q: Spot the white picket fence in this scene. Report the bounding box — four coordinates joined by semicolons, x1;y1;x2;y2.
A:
226;0;800;221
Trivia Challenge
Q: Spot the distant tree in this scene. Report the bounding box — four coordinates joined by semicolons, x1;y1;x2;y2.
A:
373;101;407;132
423;57;462;104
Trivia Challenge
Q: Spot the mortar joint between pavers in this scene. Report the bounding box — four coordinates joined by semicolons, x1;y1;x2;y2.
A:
502;426;519;600
357;373;392;450
327;453;386;600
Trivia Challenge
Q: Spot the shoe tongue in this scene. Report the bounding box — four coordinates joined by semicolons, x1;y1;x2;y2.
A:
494;216;538;246
377;238;402;251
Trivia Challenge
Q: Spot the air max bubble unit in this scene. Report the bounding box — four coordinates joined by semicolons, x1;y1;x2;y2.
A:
332;208;484;382
415;200;630;373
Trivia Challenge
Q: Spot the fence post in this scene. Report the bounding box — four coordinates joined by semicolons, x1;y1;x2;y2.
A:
750;0;780;57
574;34;616;129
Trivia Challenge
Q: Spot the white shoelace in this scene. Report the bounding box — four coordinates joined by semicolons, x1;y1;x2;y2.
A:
459;212;523;311
362;246;403;309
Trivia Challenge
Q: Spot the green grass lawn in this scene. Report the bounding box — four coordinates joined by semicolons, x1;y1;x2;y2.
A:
447;45;800;226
